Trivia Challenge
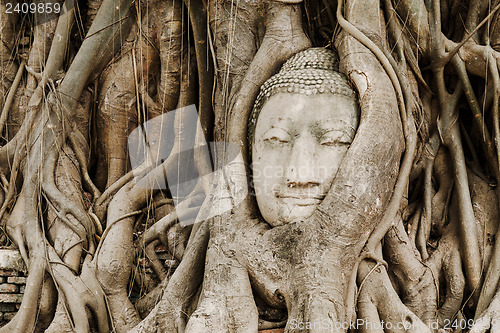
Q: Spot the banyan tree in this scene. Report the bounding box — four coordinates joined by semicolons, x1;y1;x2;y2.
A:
1;0;500;332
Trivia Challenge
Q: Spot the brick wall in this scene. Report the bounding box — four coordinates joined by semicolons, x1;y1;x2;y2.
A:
0;249;287;330
0;249;26;325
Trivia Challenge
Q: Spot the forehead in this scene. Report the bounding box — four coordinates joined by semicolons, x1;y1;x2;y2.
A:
256;93;359;129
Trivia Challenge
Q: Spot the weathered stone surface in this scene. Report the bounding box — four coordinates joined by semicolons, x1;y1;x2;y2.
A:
7;277;26;285
3;312;15;321
0;294;23;303
0;270;18;277
0;250;25;273
0;284;17;293
18;285;24;294
0;303;16;312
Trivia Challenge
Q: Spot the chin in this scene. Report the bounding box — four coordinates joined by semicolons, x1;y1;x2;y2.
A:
279;205;317;224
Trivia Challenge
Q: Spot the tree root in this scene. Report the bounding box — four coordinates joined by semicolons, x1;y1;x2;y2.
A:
129;221;209;333
94;176;153;331
471;291;500;333
140;192;203;245
42;143;94;248
357;258;431;333
134;270;171;319
475;51;500;319
185;241;258;333
184;0;214;141
0;59;24;136
24;1;62;94
155;0;182;115
69;130;102;202
94;20;139;189
0;0;19;109
53;250;109;333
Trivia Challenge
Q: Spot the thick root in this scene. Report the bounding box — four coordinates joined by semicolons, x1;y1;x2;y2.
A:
357;260;431;333
185;239;258;333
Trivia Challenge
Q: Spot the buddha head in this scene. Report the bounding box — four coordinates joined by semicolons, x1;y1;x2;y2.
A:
249;48;360;227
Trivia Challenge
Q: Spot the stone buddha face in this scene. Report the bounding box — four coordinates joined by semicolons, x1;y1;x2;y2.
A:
249;48;359;227
252;92;358;227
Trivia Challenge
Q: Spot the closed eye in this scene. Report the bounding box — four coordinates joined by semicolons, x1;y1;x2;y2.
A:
320;130;352;146
320;139;350;146
263;128;291;144
265;136;289;144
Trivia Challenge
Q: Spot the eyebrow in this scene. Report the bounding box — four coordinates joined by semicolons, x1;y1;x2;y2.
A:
317;119;357;134
269;117;294;129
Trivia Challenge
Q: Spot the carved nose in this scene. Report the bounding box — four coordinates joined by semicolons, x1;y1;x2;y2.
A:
285;134;319;185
